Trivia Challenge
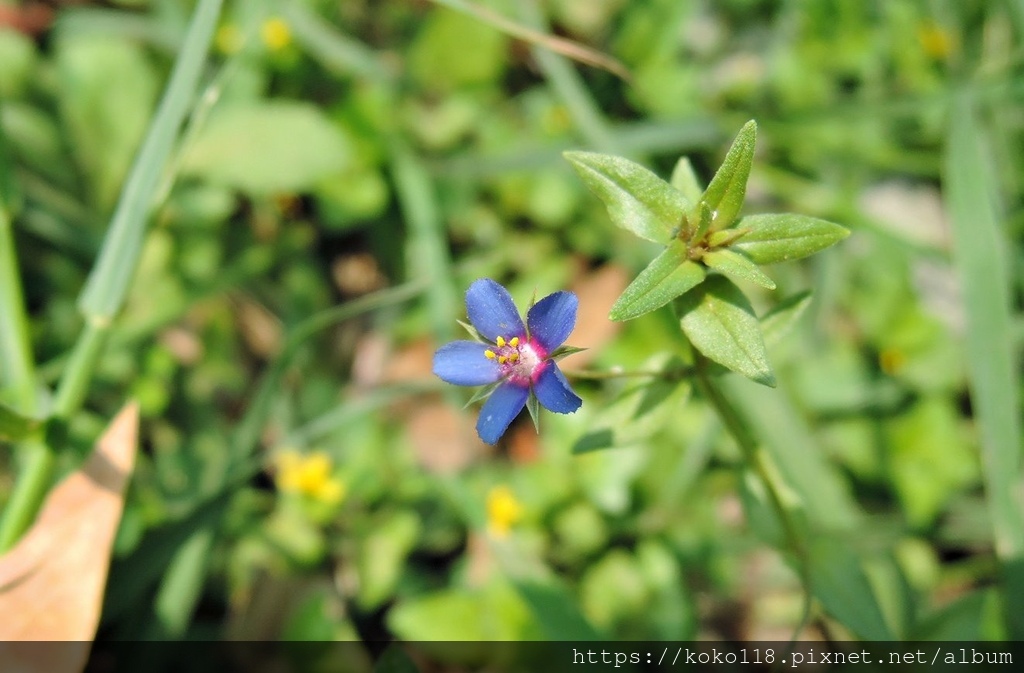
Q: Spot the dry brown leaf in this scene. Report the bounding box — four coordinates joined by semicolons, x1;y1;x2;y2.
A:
406;400;487;475
234;296;283;359
0;403;139;672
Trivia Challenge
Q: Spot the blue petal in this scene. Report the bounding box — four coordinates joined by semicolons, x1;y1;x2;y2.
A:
532;363;582;414
465;278;526;342
526;290;578;352
476;381;529;444
433;341;502;386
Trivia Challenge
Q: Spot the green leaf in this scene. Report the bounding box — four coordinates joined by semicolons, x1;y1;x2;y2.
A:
669;156;702;205
388;589;493;642
610;245;705;322
808;535;896;640
702;249;776;290
888;397;977;528
78;0;223;320
759;291;812;347
0;403;41;441
945;93;1024;638
701;120;756;230
690;199;713;245
181;102;351;195
511;577;603;640
573;377;691;453
677;276;775;387
731;213;849;265
55;36;158;210
357;511;421;610
563;151;688;245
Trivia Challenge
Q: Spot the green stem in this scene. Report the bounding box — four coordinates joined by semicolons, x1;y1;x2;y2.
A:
52;321;110;417
0;322;110;551
693;355;813;639
0;438;53;551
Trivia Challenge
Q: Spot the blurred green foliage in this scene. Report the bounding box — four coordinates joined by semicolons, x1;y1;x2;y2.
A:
0;0;1022;662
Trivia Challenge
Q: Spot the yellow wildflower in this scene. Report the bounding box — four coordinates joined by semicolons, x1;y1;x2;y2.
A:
275;449;346;505
215;24;244;55
486;485;523;538
261;17;292;52
879;347;906;376
918;22;953;61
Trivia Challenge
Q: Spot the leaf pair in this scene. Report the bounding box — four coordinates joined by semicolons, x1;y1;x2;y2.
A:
565;120;848;386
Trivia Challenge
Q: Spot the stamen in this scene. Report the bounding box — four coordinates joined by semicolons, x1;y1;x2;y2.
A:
509;337;519;347
508;353;519;362
497;355;507;364
484;350;496;359
496;336;506;347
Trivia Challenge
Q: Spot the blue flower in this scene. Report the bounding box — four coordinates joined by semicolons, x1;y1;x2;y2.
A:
433;278;583;444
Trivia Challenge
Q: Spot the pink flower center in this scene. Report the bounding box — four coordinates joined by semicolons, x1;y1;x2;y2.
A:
484;335;547;385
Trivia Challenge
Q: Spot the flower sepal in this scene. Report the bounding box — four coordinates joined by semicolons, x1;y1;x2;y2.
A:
463;380;503;409
525;393;541;433
549;344;587;361
456;319;485;342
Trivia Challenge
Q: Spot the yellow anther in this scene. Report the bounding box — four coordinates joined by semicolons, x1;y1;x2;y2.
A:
509;352;519;362
497;355;507;364
484;350;496;359
509;337;519;347
496;336;506;347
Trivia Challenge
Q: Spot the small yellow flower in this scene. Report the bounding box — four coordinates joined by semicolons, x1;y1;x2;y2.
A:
918;22;954;61
486;485;523;538
275;449;346;505
879;347;906;376
261;17;292;52
215;23;244;55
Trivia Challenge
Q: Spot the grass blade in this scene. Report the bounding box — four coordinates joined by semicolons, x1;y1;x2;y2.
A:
944;93;1024;638
0;112;37;414
428;0;630;81
78;0;223;320
513;0;616;151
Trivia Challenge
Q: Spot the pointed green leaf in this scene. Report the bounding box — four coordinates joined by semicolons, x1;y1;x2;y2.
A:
563;151;688;245
609;241;705;321
526;392;540;432
731;213;849;265
456;319;484;342
706;228;746;248
669;156;703;205
808;535;896;640
702;120;756;230
702;249;776;290
945;94;1024;639
0;403;42;441
464;381;502;408
759;291;812;347
181;102;351;195
677;276;775;387
690;199;713;245
550;344;587;360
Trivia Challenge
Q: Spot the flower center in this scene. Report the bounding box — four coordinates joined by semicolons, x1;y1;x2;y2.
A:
484;335;546;384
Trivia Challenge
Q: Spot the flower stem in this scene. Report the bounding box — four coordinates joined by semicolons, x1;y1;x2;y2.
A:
0;321;110;551
692;354;813;640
